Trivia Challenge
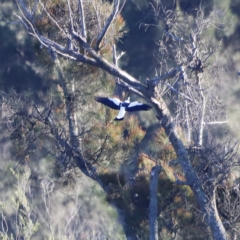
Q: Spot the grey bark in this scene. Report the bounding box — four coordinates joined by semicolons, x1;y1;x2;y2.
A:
152;98;228;240
149;165;162;240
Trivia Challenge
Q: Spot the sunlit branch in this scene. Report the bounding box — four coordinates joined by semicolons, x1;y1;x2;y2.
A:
78;0;87;40
198;75;206;146
17;0;32;20
66;0;74;34
185;101;192;143
189;33;197;60
204;121;228;125
149;165;161;240
95;0;120;51
112;44;125;96
14;2;46;46
112;44;125;67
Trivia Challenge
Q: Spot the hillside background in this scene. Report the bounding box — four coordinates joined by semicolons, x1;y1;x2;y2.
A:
0;0;240;239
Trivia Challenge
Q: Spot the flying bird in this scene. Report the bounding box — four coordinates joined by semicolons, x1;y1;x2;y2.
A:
94;96;152;121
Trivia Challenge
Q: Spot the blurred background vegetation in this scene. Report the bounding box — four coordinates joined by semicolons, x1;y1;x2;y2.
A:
0;0;240;239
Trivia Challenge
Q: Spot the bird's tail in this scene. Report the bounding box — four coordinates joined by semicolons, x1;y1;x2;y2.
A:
114;117;124;121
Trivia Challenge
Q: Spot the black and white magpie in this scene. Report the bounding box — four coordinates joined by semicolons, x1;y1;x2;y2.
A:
94;96;152;121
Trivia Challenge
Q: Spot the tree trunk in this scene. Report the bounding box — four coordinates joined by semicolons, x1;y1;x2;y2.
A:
149;165;161;240
152;97;228;240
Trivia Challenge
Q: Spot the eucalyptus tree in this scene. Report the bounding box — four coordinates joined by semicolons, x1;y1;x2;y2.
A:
3;0;239;239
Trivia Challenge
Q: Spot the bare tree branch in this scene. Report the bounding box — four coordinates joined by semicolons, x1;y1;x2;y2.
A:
78;0;87;40
149;165;161;240
204;121;228;125
95;0;121;51
8;1;236;239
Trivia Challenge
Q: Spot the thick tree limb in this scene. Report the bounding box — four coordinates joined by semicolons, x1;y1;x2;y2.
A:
116;79;150;102
148;66;183;87
152;97;227;240
149;165;161;240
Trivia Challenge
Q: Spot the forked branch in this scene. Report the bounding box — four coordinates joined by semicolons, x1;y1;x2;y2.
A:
95;0;121;51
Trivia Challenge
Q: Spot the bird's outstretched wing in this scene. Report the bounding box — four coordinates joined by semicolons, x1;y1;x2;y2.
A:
126;101;152;112
94;97;121;110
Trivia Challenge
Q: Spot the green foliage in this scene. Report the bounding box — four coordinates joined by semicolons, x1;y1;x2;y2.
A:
0;168;40;240
33;0;128;55
95;124;210;238
0;164;126;239
153;128;177;162
3;0;240;239
83;113;146;168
